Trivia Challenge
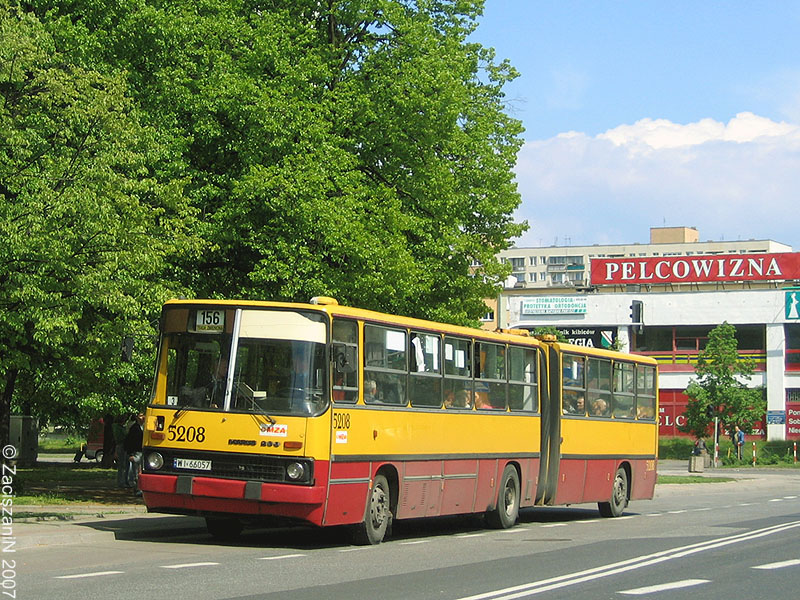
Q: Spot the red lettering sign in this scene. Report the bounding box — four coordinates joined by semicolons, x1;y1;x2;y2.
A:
787;403;800;440
591;253;800;285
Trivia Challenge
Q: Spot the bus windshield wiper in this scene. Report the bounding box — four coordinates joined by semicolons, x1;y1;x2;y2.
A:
250;409;276;426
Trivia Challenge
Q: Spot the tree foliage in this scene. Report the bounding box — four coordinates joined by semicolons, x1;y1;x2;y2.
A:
3;1;526;432
679;322;766;440
0;2;197;438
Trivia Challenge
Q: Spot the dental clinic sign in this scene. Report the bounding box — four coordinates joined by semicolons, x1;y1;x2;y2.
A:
521;296;587;315
591;252;800;285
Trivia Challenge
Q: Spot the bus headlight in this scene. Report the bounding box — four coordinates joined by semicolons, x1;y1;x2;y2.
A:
145;452;164;470
286;462;306;481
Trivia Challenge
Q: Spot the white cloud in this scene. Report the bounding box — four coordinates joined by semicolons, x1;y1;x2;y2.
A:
513;114;800;249
598;112;800;150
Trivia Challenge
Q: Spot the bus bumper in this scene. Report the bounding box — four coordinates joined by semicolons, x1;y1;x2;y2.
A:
139;473;327;524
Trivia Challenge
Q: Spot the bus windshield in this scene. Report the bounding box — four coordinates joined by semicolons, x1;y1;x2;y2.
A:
162;307;329;417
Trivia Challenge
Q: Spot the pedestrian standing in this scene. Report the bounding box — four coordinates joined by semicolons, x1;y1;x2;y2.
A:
734;425;745;460
113;415;128;487
124;412;144;491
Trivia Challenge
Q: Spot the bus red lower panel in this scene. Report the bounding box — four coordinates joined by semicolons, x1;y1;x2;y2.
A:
630;459;657;500
323;457;538;526
553;458;587;505
323;461;371;526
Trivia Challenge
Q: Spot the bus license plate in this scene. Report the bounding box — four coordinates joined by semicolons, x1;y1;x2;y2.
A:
174;458;211;471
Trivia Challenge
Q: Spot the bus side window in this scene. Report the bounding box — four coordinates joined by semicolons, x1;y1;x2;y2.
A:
612;361;636;419
364;324;407;406
332;319;359;403
587;358;611;417
444;337;473;409
636;364;656;420
508;346;537;412
475;341;507;410
562;354;586;416
409;332;443;408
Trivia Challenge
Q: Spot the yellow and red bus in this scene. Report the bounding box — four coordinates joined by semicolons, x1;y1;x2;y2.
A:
139;298;658;543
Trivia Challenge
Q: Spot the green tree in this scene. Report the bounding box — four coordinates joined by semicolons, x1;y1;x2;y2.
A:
35;0;525;325
531;326;568;343
679;322;766;440
0;3;196;441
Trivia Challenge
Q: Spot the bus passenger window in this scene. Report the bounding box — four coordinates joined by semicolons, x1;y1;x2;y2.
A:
332;319;359;403
410;332;442;408
562;354;586;416
612;362;636;419
364;324;407;406
508;346;537;412
587;358;611;417
475;342;506;410
444;337;472;409
636;364;657;420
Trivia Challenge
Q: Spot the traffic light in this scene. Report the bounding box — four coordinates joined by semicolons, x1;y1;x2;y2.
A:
629;300;643;334
706;405;715;419
121;336;135;362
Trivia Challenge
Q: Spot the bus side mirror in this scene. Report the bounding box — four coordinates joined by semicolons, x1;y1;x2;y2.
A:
335;350;354;374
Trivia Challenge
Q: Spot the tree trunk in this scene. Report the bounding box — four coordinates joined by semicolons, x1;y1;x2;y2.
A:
1;369;18;449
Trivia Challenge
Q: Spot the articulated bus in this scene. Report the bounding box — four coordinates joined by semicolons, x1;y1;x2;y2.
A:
139;298;658;543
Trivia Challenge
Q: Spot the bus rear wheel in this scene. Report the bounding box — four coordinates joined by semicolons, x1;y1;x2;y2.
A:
599;466;628;517
486;465;520;529
205;516;243;541
352;474;391;545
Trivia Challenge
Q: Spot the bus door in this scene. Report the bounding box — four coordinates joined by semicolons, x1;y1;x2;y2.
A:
536;344;561;505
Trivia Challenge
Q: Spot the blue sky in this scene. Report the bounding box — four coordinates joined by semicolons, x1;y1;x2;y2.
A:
472;2;800;249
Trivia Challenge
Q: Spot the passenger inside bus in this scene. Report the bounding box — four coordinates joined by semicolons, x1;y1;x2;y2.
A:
563;392;585;415
364;379;379;402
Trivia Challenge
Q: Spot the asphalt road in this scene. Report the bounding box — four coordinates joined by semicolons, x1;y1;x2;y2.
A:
14;466;800;600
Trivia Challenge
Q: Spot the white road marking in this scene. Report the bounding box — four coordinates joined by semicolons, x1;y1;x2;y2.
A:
56;571;124;579
617;579;711;596
457;533;487;538
752;558;800;570
452;520;800;600
619;579;710;595
161;562;219;569
541;523;566;528
258;554;306;560
400;540;429;545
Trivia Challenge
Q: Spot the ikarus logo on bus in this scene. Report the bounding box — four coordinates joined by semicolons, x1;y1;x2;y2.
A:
259;423;288;437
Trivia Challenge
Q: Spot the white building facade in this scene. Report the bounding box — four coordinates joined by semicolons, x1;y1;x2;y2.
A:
493;228;800;441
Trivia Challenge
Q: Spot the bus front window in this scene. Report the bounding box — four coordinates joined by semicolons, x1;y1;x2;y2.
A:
232;339;328;417
165;333;232;410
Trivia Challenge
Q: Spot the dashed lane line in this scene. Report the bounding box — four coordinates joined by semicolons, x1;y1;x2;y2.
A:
618;578;710;595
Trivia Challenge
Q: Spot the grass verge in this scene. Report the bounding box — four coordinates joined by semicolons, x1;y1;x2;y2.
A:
658;475;736;484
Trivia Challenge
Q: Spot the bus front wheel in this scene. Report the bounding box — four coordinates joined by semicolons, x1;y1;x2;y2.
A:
486;465;520;529
352;474;392;545
599;467;628;517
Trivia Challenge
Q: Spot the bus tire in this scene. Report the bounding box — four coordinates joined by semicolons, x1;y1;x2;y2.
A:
205;516;243;541
486;465;520;529
352;474;391;545
599;466;628;518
